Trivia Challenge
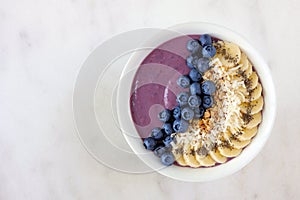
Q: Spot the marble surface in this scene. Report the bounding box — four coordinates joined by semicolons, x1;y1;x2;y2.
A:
0;0;299;199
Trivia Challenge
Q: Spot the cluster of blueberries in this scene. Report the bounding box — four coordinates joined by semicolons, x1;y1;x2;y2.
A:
143;34;217;166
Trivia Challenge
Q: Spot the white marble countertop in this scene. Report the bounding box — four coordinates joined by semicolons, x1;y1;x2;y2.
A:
1;0;299;199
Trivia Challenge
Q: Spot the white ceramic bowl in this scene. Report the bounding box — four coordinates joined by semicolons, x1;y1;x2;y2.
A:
117;22;276;182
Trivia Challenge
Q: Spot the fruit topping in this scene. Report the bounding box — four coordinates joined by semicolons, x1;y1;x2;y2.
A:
151;127;164;140
197;57;210;74
202;45;216;58
143;137;157;151
163;123;173;135
173;119;189;133
161;152;175;166
189;82;201;95
189;68;202;82
188;95;202;108
181;107;195;121
202;95;214;109
158;109;171;122
163;136;173;147
154;146;167;157
199;34;212;46
187;39;201;53
186;55;198;69
201;80;216;95
172;106;181;119
177;75;191;88
176;92;189;106
194;106;205;119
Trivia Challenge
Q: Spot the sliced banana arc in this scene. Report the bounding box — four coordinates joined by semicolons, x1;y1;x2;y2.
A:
214;41;241;68
240;96;264;115
172;144;188;166
238;126;258;141
176;156;188;166
248;71;259;90
222;131;251;149
236;91;246;102
209;149;227;163
237;86;248;96
230;138;251;149
195;154;216;167
223;131;232;141
218;146;242;158
244;112;262;129
183;144;201;168
250;83;262;101
239;53;249;71
244;61;253;77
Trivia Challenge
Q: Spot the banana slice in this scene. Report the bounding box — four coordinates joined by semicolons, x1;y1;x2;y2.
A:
222;131;232;141
240;96;264;115
244;61;253;77
172;144;188;166
237;86;248;96
248;71;259;90
249;83;262;101
238;53;249;71
218;146;242;157
176;156;188;166
171;144;182;158
238;126;258;141
214;41;241;68
222;130;251;149
209;149;227;163
196;155;216;167
183;144;201;168
236;91;246;102
230;138;251;149
228;64;242;74
244;112;262;129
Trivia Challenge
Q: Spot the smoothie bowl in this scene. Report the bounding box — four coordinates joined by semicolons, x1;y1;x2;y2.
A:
117;23;276;182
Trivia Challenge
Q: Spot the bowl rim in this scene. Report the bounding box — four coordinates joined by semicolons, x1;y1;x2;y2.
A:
117;22;276;182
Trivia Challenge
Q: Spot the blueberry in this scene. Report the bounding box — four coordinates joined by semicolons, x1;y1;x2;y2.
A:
189;68;202;82
143;137;157;150
177;75;190;88
202;45;216;58
188;95;202;108
199;34;212;46
173;119;189;133
172;106;181;119
186;55;200;69
176;92;189;106
151;127;164;140
154;146;167;157
187;39;200;53
186;55;195;69
194;106;205;119
190;82;201;95
163;123;173;135
163;136;173;147
181;107;194;121
197;57;210;74
158;109;171;123
202;95;214;109
161;152;175;166
201;80;216;95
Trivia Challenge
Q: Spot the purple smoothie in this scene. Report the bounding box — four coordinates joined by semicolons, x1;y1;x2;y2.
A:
130;35;200;138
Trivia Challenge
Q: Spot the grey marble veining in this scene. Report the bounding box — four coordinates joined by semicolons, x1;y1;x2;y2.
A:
0;0;299;199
